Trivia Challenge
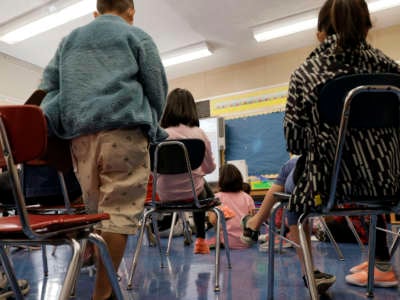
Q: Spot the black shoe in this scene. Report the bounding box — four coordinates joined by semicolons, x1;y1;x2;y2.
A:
303;270;336;294
240;215;259;245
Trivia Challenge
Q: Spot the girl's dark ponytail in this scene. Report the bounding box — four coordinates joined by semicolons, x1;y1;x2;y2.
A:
330;0;372;50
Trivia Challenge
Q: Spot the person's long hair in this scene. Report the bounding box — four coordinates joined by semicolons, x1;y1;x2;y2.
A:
218;164;244;193
160;88;200;128
318;0;372;50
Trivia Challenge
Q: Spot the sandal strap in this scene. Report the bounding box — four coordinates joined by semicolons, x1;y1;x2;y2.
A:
243;227;260;241
241;215;260;241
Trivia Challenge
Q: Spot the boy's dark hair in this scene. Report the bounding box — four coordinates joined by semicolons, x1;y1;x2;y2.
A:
218;164;243;193
97;0;134;14
160;88;200;128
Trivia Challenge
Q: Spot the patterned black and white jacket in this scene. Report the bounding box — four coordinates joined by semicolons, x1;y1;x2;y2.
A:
284;34;400;212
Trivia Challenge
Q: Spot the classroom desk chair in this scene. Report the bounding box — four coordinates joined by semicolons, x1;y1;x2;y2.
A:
0;105;123;300
296;73;400;299
127;139;232;292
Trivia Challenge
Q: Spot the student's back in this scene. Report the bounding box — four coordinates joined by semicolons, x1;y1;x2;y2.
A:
214;191;255;249
38;1;168;298
40;14;167;142
210;164;255;249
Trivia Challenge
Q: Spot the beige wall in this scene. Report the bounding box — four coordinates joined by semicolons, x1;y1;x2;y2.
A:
1;24;399;104
0;53;42;105
169;24;400;100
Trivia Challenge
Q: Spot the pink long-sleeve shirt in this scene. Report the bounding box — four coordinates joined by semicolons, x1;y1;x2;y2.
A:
156;124;216;201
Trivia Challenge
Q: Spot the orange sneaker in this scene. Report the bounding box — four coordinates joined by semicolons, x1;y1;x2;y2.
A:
349;261;368;273
194;238;210;254
345;268;398;287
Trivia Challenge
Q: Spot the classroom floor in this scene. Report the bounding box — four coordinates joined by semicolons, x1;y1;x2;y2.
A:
9;229;400;300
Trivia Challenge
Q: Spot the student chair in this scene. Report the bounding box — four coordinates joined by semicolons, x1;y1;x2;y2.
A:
127;139;232;292
295;73;400;299
144;175;193;249
266;192;364;300
0;105;123;300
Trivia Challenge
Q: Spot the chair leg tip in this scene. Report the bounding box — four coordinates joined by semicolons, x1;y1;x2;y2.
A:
126;285;132;290
214;286;220;292
366;292;374;298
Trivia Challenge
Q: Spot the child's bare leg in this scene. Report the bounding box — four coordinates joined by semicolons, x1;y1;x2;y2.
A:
245;184;284;231
93;231;127;300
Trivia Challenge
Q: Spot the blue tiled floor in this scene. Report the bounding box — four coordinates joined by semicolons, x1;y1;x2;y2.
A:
9;232;400;299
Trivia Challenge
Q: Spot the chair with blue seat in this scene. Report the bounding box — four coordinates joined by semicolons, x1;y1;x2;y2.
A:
127;139;232;292
293;73;400;299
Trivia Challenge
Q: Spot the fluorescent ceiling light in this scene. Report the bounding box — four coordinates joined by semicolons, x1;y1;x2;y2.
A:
253;11;318;42
0;0;95;44
253;0;400;43
161;42;212;67
368;0;400;12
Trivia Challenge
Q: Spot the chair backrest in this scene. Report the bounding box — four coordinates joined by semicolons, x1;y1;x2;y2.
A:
318;73;400;128
150;139;205;174
317;73;400;211
25;89;73;173
0;105;47;165
150;139;206;206
0;105;48;238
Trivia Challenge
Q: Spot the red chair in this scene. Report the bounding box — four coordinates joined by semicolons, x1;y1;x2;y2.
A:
0;105;123;300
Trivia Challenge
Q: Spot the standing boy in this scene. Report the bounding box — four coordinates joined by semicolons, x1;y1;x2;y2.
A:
39;1;168;299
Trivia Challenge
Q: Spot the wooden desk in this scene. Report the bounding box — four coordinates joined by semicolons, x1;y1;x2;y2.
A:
250;189;268;197
250;189;268;204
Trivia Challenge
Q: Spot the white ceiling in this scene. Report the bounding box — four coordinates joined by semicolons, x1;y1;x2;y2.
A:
0;0;400;80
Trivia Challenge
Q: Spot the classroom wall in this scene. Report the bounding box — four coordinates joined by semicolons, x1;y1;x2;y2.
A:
0;52;42;105
169;24;400;175
1;24;399;105
169;24;400;100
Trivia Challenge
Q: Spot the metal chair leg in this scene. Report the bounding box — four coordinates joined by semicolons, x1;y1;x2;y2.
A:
0;246;24;300
278;207;286;253
180;211;193;246
41;245;49;276
127;208;154;289
70;239;88;297
267;201;285;300
151;212;165;268
318;217;344;260
88;233;124;300
166;212;178;255
213;207;222;292
345;215;365;250
57;171;72;213
145;222;156;247
216;208;232;268
389;228;400;257
58;239;81;300
366;215;377;298
299;214;318;300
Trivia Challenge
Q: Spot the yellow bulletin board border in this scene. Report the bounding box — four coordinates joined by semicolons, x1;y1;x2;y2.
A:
200;84;288;120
